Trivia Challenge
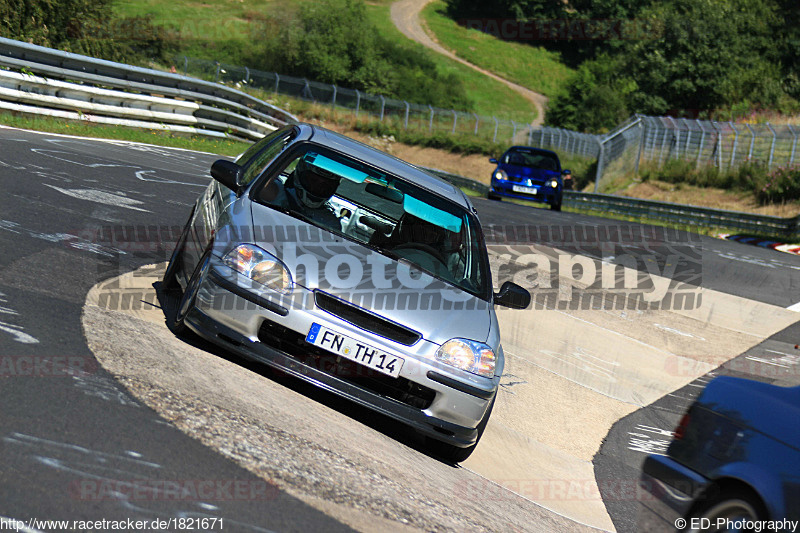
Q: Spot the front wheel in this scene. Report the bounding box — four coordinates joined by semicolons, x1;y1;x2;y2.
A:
686;492;763;532
162;209;194;292
172;249;212;335
487;191;501;201
426;396;495;463
550;200;562;211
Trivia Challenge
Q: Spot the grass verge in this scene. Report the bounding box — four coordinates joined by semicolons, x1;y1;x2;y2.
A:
364;3;536;120
0;111;251;156
421;1;572;99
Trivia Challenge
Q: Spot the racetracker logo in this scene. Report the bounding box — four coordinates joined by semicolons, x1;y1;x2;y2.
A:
69;479;279;501
0;355;98;377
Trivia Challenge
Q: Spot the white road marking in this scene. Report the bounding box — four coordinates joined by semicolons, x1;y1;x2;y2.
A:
30;148;138;169
135;169;206;187
653;323;705;340
0;321;39;344
43;184;151;212
0;220;21;233
787;301;800;312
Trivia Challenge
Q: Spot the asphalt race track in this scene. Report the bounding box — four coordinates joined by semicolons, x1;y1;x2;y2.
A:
1;126;799;532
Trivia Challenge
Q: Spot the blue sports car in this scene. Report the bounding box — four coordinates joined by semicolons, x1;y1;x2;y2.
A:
487;146;569;211
639;376;800;532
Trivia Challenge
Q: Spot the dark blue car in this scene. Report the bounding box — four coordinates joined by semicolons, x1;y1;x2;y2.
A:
639;376;800;532
487;146;569;211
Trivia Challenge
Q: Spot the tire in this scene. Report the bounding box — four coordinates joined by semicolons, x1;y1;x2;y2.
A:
162;209;194;292
172;248;212;335
427;396;495;463
686;492;763;532
487;191;501;201
550;200;562;211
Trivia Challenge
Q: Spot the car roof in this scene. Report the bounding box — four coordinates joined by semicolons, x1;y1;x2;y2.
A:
505;145;560;158
302;124;470;209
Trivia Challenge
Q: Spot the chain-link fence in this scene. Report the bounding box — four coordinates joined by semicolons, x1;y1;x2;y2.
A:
175;55;600;159
175;56;799;193
594;115;800;192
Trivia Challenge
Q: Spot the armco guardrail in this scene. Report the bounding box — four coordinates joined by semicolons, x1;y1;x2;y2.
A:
423;168;800;239
563;191;799;238
0;38;297;140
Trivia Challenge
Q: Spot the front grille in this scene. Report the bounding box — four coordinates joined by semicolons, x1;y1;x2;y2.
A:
314;291;421;346
257;319;435;410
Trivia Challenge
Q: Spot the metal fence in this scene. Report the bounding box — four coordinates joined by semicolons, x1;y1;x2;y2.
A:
594;115;800;192
176;55;601;159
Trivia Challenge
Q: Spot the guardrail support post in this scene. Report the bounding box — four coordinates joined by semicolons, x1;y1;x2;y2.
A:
451;110;457;134
711;121;723;168
682;119;692;160
355;89;360;117
695;119;706;168
473;113;479;135
594;139;605;193
428;105;434;132
183;56;188;75
379;95;385;122
528;125;533;145
331;85;337;108
511;121;517;140
493;117;499;143
404;101;410;129
244;67;249;84
788;124;797;164
745;123;755;161
214;61;221;82
766;122;776;169
729;122;739;168
274;73;280;94
634;120;645;175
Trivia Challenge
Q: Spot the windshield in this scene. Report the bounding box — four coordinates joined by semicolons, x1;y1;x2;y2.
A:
254;143;490;299
503;149;560;171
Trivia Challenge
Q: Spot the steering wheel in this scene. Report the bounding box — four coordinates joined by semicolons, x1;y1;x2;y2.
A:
392;243;449;266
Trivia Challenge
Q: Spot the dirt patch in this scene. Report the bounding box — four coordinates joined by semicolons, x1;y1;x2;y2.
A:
312;120;496;184
618;180;800;218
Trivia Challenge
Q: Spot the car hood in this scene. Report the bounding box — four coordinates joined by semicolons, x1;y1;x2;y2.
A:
500;163;560;182
249;202;493;345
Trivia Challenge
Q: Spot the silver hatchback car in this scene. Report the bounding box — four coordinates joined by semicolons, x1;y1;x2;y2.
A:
163;124;530;462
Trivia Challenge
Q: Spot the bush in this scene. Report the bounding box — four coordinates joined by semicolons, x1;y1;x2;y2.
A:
0;0;173;63
757;165;800;204
254;0;471;110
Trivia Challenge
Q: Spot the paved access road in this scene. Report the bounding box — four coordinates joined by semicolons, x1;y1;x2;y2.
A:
1;126;798;532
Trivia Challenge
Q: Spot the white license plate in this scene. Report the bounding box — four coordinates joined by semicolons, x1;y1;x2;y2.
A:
512;185;538;194
306;323;404;378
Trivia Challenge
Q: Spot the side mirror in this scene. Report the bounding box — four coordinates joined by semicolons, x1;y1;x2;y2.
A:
489;158;498;164
561;169;571;175
211;159;244;195
494;281;531;309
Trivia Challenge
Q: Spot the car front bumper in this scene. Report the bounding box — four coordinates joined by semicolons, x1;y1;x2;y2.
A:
184;263;497;447
637;454;711;531
490;180;561;204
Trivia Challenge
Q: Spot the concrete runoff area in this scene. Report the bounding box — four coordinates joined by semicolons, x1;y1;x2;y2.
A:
83;263;800;532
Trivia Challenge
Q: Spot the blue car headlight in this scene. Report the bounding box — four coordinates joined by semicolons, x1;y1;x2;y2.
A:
493;169;508;181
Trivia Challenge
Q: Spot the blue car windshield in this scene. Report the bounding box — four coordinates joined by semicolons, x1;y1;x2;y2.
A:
503;149;560;171
256;144;489;299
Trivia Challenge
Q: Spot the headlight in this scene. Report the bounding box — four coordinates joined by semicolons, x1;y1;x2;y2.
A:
493;169;508;181
549;179;559;188
435;338;496;378
223;244;293;294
